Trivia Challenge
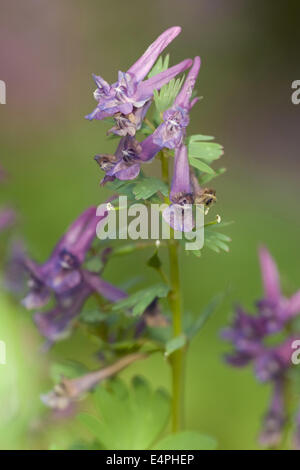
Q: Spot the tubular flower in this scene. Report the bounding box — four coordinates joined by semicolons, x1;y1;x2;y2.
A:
162;144;194;232
257;246;300;333
94;133;162;183
86;26;192;136
21;206;127;342
153;56;201;149
41;352;147;410
259;379;286;448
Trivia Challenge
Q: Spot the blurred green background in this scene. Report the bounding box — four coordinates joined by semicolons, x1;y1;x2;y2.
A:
0;0;300;450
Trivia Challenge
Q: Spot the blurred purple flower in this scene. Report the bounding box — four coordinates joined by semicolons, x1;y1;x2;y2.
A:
257;246;300;333
254;336;297;383
41;352;147;410
22;206;127;342
153;56;201;149
223;247;300;449
86;27;192;135
259;379;285;448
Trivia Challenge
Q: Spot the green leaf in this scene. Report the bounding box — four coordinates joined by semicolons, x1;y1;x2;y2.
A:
199;167;226;185
189;156;215;174
112;283;170;316
153;431;217;450
107;179;136;200
153;75;185;115
148;55;170;78
188;134;215;142
165;334;187;357
79;376;170;450
133;176;168;200
204;230;231;253
188;142;223;163
186;294;224;339
108;175;168;202
84;256;103;272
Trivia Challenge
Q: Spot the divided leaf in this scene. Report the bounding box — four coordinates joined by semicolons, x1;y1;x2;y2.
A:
79;376;170;450
108;175;168;202
112;283;170;316
153;76;185;115
188;142;223;163
148;55;170;79
187;134;223;176
204;229;231;254
133;177;168;200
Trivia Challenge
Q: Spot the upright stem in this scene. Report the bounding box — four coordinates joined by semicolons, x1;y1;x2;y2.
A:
168;240;185;432
160;150;185;433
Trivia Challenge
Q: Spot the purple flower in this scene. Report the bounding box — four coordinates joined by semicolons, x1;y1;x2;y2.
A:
22;206;127;342
41;352;147;410
95;134;162;183
162;144;194;232
107;101;152;137
223;247;300;449
259;379;285;448
34;282;93;342
254;336;297;383
257;246;300;333
153;56;201;149
162;152;217;233
86;27;192;136
222;306;266;367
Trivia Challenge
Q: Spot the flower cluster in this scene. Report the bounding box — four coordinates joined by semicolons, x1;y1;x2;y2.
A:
89;27;217;231
86;27;191;131
21;206;127;345
222;247;300;448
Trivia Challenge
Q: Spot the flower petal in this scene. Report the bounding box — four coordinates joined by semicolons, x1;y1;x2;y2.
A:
162;204;194;232
83;270;127;302
259;246;281;302
170;144;191;199
174;56;201;110
136;58;193;102
286;290;300;318
127;26;182;82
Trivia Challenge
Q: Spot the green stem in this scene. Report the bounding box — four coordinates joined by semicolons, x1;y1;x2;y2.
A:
160;150;185;433
168;239;185;432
